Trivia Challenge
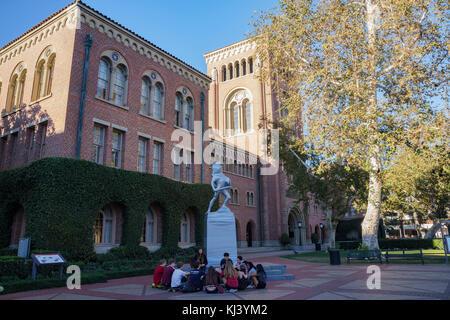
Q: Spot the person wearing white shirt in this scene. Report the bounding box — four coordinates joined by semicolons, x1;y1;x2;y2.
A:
170;262;190;291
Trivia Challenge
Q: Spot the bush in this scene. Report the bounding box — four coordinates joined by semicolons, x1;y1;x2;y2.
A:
105;246;152;260
336;241;361;250
0;158;214;261
311;233;319;244
0;273;108;296
0;248;18;256
280;233;290;246
336;239;443;250
0;257;32;280
432;239;445;250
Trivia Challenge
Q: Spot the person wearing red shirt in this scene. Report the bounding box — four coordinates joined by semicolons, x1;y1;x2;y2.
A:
152;259;167;288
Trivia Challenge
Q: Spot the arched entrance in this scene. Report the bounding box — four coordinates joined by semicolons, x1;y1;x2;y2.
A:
246;221;253;247
10;205;25;247
288;208;306;246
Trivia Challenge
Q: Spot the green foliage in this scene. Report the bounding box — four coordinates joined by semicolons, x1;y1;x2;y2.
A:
0;158;214;261
358;243;370;251
311;233;319;244
337;239;443;250
280;233;290;246
105;246;152;261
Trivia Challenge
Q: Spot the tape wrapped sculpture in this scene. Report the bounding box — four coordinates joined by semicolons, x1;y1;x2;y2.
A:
206;162;238;267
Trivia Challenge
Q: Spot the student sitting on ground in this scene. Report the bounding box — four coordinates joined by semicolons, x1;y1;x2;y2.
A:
160;259;176;290
255;264;267;289
170;262;190;292
152;259;167;288
181;261;205;293
192;248;208;271
220;252;233;271
204;266;223;294
222;261;239;293
234;256;247;273
245;261;258;288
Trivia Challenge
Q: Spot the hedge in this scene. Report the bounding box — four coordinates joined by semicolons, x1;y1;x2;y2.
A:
0;158;216;261
337;239;446;250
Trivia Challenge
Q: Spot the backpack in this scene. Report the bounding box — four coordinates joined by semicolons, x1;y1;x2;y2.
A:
238;277;249;290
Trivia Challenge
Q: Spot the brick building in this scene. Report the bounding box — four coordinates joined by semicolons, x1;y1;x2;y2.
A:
0;1;328;252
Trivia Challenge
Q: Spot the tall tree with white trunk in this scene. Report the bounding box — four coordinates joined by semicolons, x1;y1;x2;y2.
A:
252;0;448;249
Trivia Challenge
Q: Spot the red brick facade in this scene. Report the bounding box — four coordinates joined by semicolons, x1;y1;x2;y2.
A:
1;1;328;250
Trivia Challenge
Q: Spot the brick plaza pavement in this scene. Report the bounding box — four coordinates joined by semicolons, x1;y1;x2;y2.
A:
1;253;449;300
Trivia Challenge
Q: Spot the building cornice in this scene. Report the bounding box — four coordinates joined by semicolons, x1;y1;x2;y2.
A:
0;0;211;90
204;39;256;65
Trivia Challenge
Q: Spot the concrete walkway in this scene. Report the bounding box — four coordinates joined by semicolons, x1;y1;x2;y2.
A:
1;253;449;300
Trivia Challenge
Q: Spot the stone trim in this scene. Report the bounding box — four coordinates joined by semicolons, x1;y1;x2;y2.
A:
93;118;111;127
111;123;127;132
137;132;151;140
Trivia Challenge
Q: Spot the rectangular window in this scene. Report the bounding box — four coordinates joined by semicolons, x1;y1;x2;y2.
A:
185;151;194;183
0;136;7;169
111;130;124;168
26;126;36;162
174;148;182;181
36;122;47;160
137;138;148;173
152;142;162;175
7;133;18;168
92;125;105;164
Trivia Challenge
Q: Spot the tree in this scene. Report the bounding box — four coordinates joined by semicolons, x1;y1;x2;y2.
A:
276;123;368;249
252;0;448;249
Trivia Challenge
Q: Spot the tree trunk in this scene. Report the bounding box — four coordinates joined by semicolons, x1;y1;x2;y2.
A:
361;0;382;250
329;225;337;249
425;221;440;239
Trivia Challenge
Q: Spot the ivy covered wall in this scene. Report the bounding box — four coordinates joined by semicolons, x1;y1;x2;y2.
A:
0;158;215;261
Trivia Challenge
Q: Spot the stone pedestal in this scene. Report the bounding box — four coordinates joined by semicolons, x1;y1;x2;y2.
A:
206;206;237;267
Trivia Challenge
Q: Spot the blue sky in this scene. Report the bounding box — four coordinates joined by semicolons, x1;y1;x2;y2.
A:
0;0;279;74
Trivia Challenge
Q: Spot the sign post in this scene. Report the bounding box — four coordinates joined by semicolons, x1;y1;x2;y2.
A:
439;220;450;265
17;238;31;258
31;253;66;280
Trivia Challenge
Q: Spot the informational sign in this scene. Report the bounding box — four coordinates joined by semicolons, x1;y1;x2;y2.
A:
445;235;450;254
17;238;31;258
31;253;66;280
33;254;65;265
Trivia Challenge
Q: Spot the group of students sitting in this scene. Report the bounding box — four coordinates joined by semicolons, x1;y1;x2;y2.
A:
151;248;267;294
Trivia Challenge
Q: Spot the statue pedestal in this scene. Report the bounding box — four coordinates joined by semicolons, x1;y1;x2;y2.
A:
206;206;238;268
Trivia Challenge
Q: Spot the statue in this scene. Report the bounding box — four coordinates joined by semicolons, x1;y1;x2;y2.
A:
207;162;231;213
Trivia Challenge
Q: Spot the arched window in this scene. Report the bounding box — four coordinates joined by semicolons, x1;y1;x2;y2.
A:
234;189;239;204
228;64;233;80
233;103;239;134
249;57;254;73
180;214;188;243
7;64;27;113
235;62;240;77
143;209;155;243
222;66;227;82
94;206;114;244
241;60;247;76
140;76;151;116
244;100;252;132
94;211;104;244
153;82;164;120
32;60;45;101
249;165;253;178
185;97;194;131
112;64;127;106
45;55;55;96
97;58;111;100
175;92;183;127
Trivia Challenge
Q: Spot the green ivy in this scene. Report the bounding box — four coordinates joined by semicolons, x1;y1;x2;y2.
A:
0;158;216;261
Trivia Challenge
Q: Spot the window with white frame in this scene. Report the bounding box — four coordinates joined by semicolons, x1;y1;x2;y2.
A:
92;125;105;164
111;130;124;168
97;58;111;100
112;64;127;106
152;141;163;175
175;92;183;127
138;137;148;173
180;213;188;243
153;82;164;120
140;76;151;116
173;148;182;180
142;209;155;243
94;206;115;244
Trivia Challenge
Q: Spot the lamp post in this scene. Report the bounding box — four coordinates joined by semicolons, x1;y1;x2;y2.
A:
298;221;303;246
320;223;324;244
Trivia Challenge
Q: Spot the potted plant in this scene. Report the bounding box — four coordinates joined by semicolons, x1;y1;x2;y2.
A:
280;233;291;249
311;233;321;251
